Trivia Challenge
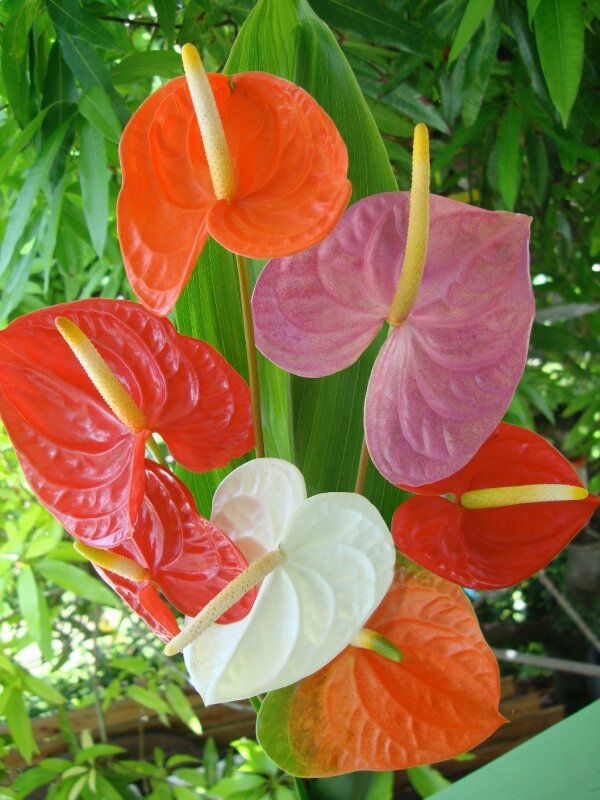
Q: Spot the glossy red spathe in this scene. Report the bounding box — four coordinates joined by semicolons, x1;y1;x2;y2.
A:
0;299;253;547
95;461;256;643
392;423;600;589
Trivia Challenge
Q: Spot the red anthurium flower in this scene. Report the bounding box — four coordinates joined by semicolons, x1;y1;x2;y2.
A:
118;45;351;316
392;423;600;589
0;299;253;548
77;460;255;643
256;562;503;777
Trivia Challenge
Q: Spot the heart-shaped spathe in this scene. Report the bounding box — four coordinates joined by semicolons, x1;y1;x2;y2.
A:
183;459;395;705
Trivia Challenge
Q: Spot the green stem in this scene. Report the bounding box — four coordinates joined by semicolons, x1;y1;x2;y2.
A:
294;776;311;800
355;438;369;495
249;695;262;712
235;253;265;458
146;434;169;468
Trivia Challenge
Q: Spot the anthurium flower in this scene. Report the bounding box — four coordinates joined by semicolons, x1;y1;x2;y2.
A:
76;460;255;643
392;423;600;589
0;299;253;547
117;44;351;315
166;458;394;705
256;561;504;777
252;126;534;486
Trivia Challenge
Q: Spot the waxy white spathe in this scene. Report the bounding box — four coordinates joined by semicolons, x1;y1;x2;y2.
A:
183;459;395;705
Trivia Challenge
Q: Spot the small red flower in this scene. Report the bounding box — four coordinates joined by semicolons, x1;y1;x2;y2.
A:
392;423;600;589
89;461;255;643
0;299;253;547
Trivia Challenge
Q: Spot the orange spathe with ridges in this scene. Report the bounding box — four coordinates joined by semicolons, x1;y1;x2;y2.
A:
117;46;351;316
256;563;504;777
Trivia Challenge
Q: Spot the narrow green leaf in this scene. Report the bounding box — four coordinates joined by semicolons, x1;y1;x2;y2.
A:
23;673;66;706
407;765;451;797
0;107;51;185
36;559;119;607
94;776;127;800
448;0;494;65
67;773;88;800
126;686;171;715
42;42;78;137
525;133;550;207
78;85;122;143
507;3;553;113
0;121;70;279
79;121;108;257
0;214;42;318
308;0;434;55
16;565;52;656
527;0;544;24
45;0;115;51
461;8;501;127
1;0;40;127
366;771;394;800
75;744;126;764
4;688;38;762
52;28;130;126
154;0;177;44
12;765;55;794
534;0;584;126
497;105;522;211
164;684;203;735
367;83;450;133
110;50;183;84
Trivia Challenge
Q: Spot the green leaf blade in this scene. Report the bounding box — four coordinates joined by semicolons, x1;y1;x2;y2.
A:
534;0;584;126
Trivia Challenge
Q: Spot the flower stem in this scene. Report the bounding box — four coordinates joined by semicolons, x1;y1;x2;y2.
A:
236;253;265;458
146;434;169;468
388;124;430;325
249;696;262;713
164;549;283;655
355;438;370;495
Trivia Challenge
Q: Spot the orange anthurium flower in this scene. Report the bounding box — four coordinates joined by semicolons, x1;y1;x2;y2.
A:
257;561;504;777
392;423;600;589
118;46;351;316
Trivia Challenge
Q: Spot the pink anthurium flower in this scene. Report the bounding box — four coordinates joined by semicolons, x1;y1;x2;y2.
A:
0;299;253;547
252;126;534;487
76;460;255;643
392;423;600;589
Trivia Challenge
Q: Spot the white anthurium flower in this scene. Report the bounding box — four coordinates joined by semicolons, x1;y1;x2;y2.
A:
181;458;395;705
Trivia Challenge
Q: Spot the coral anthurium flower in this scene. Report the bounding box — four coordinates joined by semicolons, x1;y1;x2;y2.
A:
76;460;255;643
256;561;504;777
252;126;534;486
165;458;395;705
117;44;351;316
0;299;253;547
392;423;600;589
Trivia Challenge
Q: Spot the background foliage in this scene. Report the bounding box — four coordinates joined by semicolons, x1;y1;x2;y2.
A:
0;0;599;797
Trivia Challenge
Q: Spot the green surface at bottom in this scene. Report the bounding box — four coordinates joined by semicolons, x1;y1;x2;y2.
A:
435;700;600;800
